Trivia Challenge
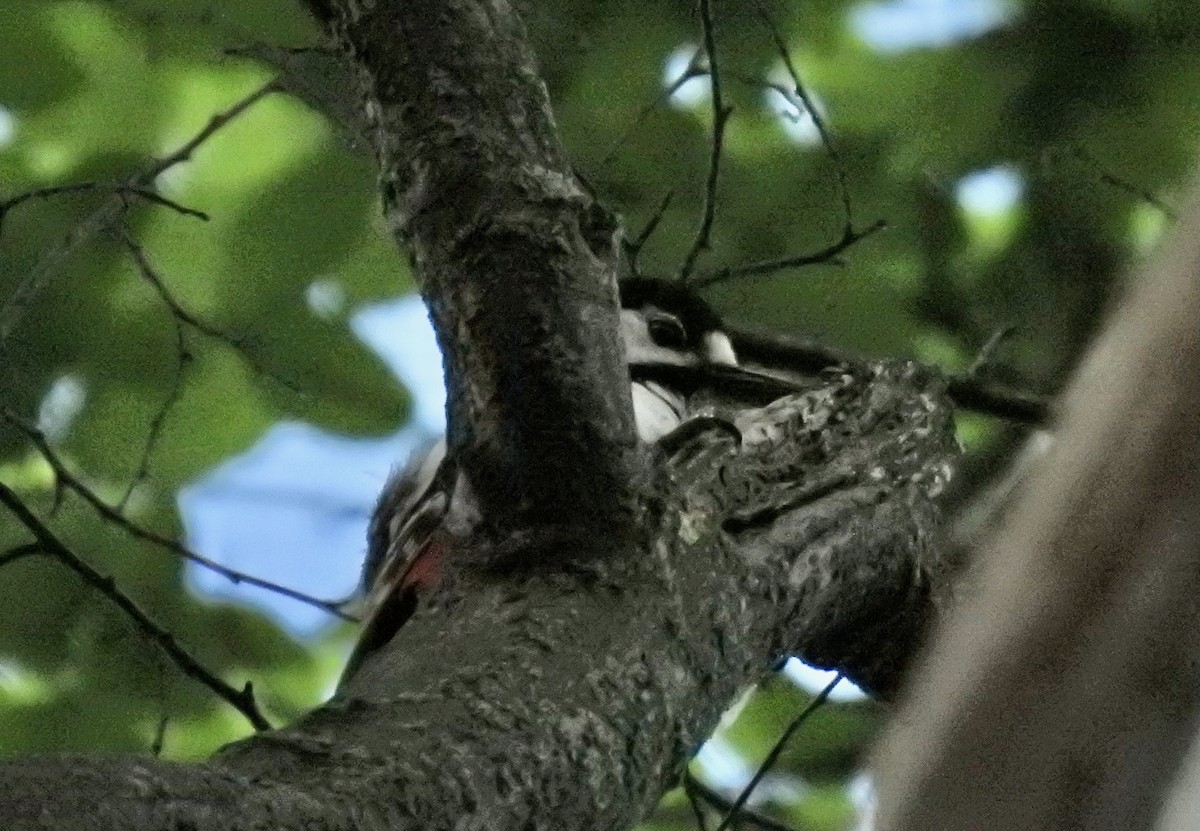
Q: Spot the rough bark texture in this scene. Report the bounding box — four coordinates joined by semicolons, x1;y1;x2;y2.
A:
319;0;640;545
0;2;961;829
0;360;956;830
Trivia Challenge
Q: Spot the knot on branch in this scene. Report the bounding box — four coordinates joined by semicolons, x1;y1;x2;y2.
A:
657;360;961;696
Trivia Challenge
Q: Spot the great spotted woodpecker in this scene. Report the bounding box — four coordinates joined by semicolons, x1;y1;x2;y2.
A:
340;279;769;683
619;277;739;440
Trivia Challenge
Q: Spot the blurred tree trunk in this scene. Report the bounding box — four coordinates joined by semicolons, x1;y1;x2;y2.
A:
876;173;1200;831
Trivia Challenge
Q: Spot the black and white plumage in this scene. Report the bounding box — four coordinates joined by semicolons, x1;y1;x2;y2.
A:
341;279;757;683
618;277;739;442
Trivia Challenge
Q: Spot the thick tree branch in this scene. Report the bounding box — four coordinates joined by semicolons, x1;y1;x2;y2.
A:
319;0;639;545
0;359;957;830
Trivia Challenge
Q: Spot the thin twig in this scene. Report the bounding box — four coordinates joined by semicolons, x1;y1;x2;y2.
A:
967;325;1018;377
685;772;797;831
109;226;298;503
681;6;887;291
755;5;853;229
683;772;713;831
113;227;191;509
679;0;733;283
0;183;209;225
599;51;708;169
119;228;299;391
627;190;675;273
109;221;300;497
0;81;278;363
2;410;355;620
151;658;170;757
0;482;272;731
1070;147;1177;220
693;220;887;288
118;228;226;335
0;543;43;569
727;74;802;121
124;312;188;512
714;675;841;831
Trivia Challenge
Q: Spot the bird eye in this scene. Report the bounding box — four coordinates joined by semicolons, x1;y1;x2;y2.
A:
647;314;687;349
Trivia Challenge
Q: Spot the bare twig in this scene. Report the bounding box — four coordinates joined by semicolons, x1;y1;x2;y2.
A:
746;77;801;118
0;543;43;569
112;228;191;509
683;772;713;831
967;325;1018;377
0;81;278;363
126;316;188;512
0;482;272;731
120;227;299;391
627;190;675;272
755;6;852;229
726;73;809;126
151;659;171;757
2;410;355;621
599;51;708;169
714;675;841;831
685;772;797;831
680;7;889;291
679;0;733;283
693;219;887;288
149;82;280;181
0;183;209;226
1069;147;1178;220
108;226;297;503
117;230;226;336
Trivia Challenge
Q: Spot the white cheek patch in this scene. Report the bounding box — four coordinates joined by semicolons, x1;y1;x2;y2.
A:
632;381;684;442
702;331;738;366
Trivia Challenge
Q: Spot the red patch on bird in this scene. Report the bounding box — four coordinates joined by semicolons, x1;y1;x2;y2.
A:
401;535;446;591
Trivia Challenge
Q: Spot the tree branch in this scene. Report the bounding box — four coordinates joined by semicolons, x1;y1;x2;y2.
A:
2;410;352;620
0;357;959;829
0;3;964;828
0;483;271;731
322;0;639;545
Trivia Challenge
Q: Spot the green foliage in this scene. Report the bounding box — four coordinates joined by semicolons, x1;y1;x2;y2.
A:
3;0;1200;823
718;677;885;784
0;0;407;758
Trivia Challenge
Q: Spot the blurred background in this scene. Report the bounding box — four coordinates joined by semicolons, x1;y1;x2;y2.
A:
2;0;1199;827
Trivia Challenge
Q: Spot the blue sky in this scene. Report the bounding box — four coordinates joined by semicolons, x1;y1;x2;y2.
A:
179;295;444;635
